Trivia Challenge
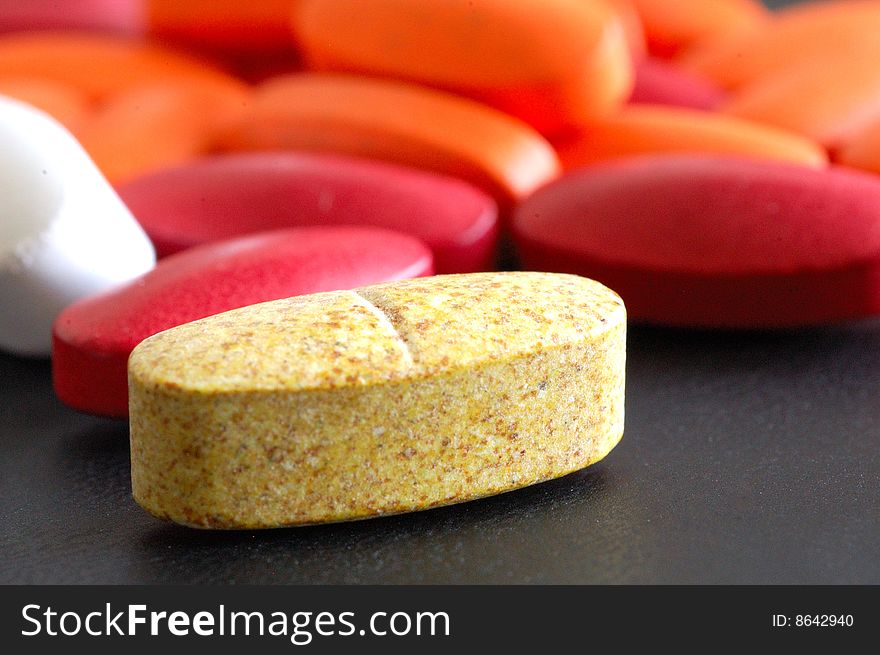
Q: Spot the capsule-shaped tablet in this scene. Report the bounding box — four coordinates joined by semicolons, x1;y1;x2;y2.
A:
118;153;498;273
680;0;880;91
554;106;827;170
293;0;633;134
0;33;240;101
0;77;89;132
512;156;880;328
55;226;433;418
221;74;560;207
722;50;880;149
629;57;725;111
630;0;768;58
604;0;647;60
129;271;626;528
78;79;250;184
838;120;880;176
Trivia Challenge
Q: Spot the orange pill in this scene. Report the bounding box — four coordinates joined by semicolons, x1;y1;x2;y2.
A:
79;79;250;184
0;77;90;132
681;0;880;90
630;0;768;58
0;33;239;102
293;0;633;134
722;47;880;150
603;0;647;60
554;105;828;170
221;73;560;207
148;0;298;51
837;120;880;176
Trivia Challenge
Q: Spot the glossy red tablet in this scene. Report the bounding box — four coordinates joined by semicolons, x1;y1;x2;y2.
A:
53;226;433;417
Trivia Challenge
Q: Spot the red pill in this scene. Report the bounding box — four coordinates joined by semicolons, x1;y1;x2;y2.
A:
117;153;498;274
629;57;725;111
53;226;433;418
513;155;880;328
147;0;297;52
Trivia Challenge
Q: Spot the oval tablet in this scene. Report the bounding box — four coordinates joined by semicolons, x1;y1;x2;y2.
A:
604;0;647;60
118;152;498;273
54;226;432;418
554;106;827;170
221;74;560;207
629;57;725;111
294;0;633;134
0;78;90;133
680;0;880;91
0;33;240;102
79;78;250;184
838;120;880;176
129;271;626;528
630;0;768;58
722;49;880;149
512;156;880;328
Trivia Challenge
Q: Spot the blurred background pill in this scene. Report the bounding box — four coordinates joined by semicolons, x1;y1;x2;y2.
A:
147;0;298;52
78;78;250;184
0;0;143;35
294;0;634;134
220;73;560;208
554;105;828;169
513;155;880;328
629;57;726;110
631;0;769;58
680;0;880;90
118;152;499;273
837;119;880;176
0;77;89;132
722;47;880;149
0;32;239;101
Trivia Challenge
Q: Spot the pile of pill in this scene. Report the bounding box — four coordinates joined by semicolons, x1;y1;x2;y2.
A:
1;0;877;527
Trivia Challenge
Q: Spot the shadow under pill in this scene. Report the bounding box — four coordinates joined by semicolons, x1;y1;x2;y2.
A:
628;317;880;381
51;421;135;522
130;465;619;584
60;420;130;461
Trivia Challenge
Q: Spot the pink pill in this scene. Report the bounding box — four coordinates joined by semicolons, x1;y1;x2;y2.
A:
0;0;143;35
53;226;433;418
513;155;880;328
117;152;499;274
629;57;726;111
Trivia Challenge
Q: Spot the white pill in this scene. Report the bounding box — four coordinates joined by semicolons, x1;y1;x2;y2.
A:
0;96;155;357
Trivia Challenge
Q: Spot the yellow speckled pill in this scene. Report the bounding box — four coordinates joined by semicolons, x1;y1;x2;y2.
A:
128;272;626;529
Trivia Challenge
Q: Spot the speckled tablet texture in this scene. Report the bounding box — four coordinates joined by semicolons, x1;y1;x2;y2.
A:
129;272;627;529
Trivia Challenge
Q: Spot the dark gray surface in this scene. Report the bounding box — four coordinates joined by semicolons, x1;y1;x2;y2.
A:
2;0;873;586
2;322;879;584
